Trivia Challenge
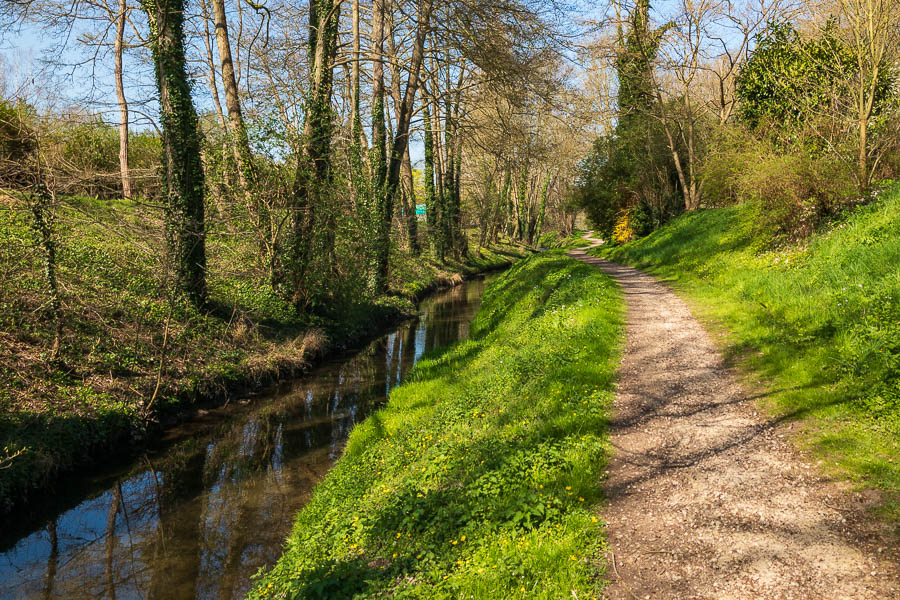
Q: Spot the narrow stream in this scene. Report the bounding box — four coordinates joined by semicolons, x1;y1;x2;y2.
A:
0;275;494;600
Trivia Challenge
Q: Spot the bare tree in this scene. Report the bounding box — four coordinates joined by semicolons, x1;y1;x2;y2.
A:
211;0;256;194
114;0;132;198
827;0;898;188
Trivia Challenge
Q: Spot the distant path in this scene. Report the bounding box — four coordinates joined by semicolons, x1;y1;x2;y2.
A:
569;233;899;600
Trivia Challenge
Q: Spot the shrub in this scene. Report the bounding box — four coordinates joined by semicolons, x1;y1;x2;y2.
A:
700;124;856;243
740;151;856;242
612;211;634;244
0;99;36;186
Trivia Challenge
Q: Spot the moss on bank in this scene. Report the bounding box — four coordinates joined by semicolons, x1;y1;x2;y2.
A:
249;252;624;599
0;193;527;516
594;188;900;521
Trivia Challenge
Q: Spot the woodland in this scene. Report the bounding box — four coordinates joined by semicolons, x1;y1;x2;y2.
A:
0;0;899;596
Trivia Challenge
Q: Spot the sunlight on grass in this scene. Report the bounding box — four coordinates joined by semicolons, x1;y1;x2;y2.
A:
595;189;900;521
248;253;624;599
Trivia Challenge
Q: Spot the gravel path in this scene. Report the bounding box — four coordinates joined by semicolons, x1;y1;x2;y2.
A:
568;235;900;600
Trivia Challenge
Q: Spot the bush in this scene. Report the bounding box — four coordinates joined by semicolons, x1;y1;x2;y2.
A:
612;211;635;244
741;152;856;242
700;125;856;243
0;99;36;186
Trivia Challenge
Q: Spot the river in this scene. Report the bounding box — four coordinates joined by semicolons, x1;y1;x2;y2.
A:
0;275;494;600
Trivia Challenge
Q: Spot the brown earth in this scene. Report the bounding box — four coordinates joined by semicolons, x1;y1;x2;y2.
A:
569;235;900;600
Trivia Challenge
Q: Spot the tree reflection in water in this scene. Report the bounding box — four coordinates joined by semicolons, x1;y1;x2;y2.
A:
0;275;492;600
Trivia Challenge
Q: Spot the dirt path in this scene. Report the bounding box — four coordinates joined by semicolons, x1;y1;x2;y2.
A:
568;234;899;600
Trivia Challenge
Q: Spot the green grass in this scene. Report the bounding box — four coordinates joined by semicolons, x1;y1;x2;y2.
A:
0;192;525;516
249;252;624;600
537;229;591;249
594;188;900;521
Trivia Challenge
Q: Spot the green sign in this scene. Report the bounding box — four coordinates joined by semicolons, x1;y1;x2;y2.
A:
415;204;426;216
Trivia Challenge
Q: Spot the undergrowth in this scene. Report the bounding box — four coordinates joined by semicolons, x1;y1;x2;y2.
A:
249;252;624;599
595;187;900;521
0;192;525;515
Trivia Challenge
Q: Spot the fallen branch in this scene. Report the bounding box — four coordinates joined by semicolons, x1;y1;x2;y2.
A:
610;551;642;600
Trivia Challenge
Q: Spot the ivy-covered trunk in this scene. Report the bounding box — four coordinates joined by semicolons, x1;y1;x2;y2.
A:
504;169;514;237
285;0;340;304
369;0;388;293
142;0;208;306
516;167;528;240
27;183;62;359
443;98;458;255
534;171;551;243
423;102;443;259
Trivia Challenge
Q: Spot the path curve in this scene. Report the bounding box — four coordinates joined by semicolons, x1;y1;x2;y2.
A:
569;234;899;600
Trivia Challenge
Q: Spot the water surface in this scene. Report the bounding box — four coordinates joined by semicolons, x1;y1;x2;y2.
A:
0;276;493;599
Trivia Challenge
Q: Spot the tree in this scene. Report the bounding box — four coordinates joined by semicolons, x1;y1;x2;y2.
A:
371;0;433;291
822;0;898;189
140;0;208;305
211;0;257;198
114;0;132;199
735;19;895;188
285;0;341;304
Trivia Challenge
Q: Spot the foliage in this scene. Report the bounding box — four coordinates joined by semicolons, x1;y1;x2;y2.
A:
737;22;838;132
735;21;894;145
0;99;36;186
575;121;681;240
699;125;857;242
576;0;682;238
0;191;523;515
249;253;624;599
596;187;900;520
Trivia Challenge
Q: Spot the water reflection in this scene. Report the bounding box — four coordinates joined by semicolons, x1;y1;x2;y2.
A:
0;276;492;600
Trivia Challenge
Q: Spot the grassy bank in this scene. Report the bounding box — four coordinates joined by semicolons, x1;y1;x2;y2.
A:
249;252;623;599
594;189;900;520
0;193;526;515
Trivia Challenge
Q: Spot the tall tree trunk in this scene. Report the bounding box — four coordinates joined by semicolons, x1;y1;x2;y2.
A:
504;169;514;237
401;144;419;252
114;0;132;199
200;0;227;131
370;0;388;292
198;0;232;225
373;0;432;288
143;0;208;305
211;0;272;262
858;114;869;190
451;123;463;256
423;101;441;257
211;0;255;192
534;171;550;243
442;97;455;252
349;0;365;207
497;168;511;242
28;178;62;358
386;7;423;255
514;167;527;240
285;0;341;302
653;88;697;212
